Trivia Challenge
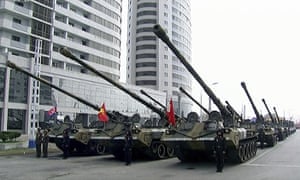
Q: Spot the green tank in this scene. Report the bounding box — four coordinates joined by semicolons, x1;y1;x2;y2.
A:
241;82;277;147
6;61;108;155
60;48;177;160
153;24;258;163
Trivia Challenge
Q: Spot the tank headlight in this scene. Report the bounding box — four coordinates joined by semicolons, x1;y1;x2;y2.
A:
165;129;170;135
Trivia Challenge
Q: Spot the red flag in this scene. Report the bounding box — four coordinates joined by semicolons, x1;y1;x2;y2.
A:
47;106;57;117
98;103;109;122
167;99;176;126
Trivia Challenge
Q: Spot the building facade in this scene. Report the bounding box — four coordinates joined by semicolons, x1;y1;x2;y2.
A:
0;0;166;136
126;0;193;116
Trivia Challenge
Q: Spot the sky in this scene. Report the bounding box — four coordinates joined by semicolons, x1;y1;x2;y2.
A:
120;0;300;121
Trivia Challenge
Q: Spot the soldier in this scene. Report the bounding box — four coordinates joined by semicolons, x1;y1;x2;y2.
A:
62;129;70;159
124;129;133;165
42;129;49;158
35;128;43;158
213;129;226;172
259;127;265;149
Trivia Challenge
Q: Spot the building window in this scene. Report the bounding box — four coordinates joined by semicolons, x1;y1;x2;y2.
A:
13;18;21;24
136;71;156;76
15;1;24;7
136;62;156;67
12;35;20;42
136;53;156;59
136;80;156;85
136;45;156;50
8;109;26;132
9;69;28;103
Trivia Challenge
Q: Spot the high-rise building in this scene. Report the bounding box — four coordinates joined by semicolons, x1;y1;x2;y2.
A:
0;0;166;137
126;0;193;115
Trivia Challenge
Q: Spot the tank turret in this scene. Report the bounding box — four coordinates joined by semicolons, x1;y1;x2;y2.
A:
154;24;258;163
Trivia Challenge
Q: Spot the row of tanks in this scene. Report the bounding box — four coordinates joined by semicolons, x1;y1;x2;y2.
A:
153;24;258;163
6;23;296;164
154;24;295;161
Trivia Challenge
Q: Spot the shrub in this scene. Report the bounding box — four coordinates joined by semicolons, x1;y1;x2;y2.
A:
0;131;22;142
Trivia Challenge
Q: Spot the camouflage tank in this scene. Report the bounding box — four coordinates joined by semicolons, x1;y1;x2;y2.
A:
6;61;110;155
153;24;258;163
60;47;178;160
262;98;284;143
273;107;294;138
241;82;277;147
6;61;114;155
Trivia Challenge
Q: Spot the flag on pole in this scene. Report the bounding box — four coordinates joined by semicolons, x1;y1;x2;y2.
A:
98;103;109;122
167;99;176;126
47;106;57;117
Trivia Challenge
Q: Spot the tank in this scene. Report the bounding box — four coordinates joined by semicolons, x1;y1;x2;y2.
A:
60;47;178;160
153;24;258;163
6;61;110;155
241;82;277;147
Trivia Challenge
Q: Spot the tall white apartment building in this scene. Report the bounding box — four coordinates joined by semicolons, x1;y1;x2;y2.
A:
126;0;193;115
0;0;166;136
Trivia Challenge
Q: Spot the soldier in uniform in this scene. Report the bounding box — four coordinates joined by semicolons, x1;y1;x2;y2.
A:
213;129;226;172
62;129;70;159
42;129;49;158
35;128;43;158
259;125;265;149
124;129;133;165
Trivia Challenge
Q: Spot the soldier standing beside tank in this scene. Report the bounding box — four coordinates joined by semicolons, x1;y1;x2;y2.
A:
62;129;70;159
124;129;133;165
259;126;265;149
213;129;226;172
35;128;43;158
42;129;49;158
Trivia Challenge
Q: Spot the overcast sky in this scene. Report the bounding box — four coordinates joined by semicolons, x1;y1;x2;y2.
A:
121;0;300;121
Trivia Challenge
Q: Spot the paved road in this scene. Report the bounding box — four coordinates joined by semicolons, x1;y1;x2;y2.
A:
1;131;300;180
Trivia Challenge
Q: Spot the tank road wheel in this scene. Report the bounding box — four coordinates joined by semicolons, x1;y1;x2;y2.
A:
245;144;250;161
249;142;254;157
157;143;166;159
166;146;174;157
151;142;166;159
96;144;106;154
238;144;246;162
243;144;248;161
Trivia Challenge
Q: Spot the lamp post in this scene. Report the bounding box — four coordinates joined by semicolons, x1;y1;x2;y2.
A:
208;82;219;111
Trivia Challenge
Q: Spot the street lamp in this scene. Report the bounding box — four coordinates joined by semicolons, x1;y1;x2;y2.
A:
208;82;218;111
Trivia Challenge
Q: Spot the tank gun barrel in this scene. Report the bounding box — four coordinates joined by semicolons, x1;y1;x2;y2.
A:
262;98;276;124
6;61;99;111
153;24;231;118
273;107;280;124
140;89;166;110
225;101;242;120
60;47;165;118
240;82;263;123
179;87;209;114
